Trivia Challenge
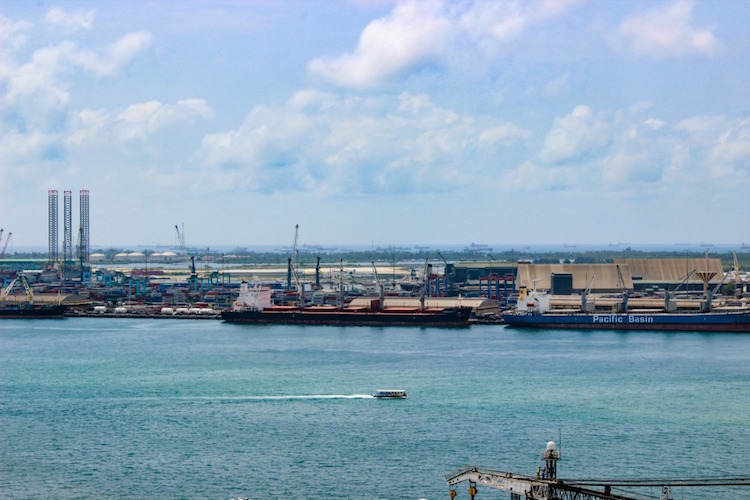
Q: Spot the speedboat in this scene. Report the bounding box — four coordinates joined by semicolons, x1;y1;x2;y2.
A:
373;389;407;399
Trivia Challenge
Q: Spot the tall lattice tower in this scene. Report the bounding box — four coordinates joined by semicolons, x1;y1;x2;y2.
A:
48;189;58;263
79;189;90;262
63;190;73;264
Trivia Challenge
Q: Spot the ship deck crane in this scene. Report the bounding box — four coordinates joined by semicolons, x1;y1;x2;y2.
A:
289;224;303;304
665;269;696;312
417;258;430;310
733;251;741;298
1;272;34;303
581;275;596;312
616;265;628;312
371;261;384;309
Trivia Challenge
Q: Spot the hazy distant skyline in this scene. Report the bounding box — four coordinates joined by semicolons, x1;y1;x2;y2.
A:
2;1;749;249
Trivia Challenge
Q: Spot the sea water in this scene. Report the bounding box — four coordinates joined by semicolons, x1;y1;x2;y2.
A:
1;318;748;499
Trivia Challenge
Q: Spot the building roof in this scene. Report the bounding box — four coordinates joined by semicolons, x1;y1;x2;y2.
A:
517;263;631;292
614;258;723;284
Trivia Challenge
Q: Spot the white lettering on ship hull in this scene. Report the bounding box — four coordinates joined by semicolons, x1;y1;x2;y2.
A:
592;315;654;324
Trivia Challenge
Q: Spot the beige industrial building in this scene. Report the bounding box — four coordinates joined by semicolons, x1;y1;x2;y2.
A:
452;258;726;295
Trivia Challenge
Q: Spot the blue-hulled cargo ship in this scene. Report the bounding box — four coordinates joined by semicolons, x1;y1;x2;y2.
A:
502;288;750;332
502;309;750;331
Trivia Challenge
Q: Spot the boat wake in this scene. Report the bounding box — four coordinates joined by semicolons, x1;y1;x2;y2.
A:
173;394;375;402
233;394;375;401
98;394;376;404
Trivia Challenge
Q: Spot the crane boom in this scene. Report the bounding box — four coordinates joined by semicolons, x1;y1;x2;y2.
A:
581;274;596;312
1;272;34;302
175;224;186;256
290;225;303;303
1;231;12;258
371;261;384;308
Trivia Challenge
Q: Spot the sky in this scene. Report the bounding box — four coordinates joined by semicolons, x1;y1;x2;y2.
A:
1;0;749;250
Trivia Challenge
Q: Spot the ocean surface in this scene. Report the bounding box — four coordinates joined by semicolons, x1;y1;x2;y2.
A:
1;319;748;499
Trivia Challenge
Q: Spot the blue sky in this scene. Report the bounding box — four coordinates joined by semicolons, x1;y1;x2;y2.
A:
2;0;749;249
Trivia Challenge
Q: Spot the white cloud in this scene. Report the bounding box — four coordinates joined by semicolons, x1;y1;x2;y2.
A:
309;0;580;87
0;15;32;52
479;123;531;145
45;7;95;32
67;99;215;144
539;105;610;164
616;0;719;57
5;32;152;105
308;1;453;87
459;0;582;48
199;91;521;195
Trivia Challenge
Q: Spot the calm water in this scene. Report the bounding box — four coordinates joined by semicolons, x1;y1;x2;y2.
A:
1;319;748;499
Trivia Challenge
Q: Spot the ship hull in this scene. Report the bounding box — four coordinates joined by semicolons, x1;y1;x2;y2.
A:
222;307;472;327
0;304;67;319
502;311;750;332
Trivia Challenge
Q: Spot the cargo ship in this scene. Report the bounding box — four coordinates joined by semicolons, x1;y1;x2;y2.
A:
502;289;750;332
221;282;472;327
1;273;67;319
0;302;67;319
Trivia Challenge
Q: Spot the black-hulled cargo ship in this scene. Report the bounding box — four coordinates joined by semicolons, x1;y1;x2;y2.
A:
0;303;67;319
221;282;472;327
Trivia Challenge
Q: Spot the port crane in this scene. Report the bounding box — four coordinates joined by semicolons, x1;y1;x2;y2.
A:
446;441;750;500
175;224;187;256
0;231;11;258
